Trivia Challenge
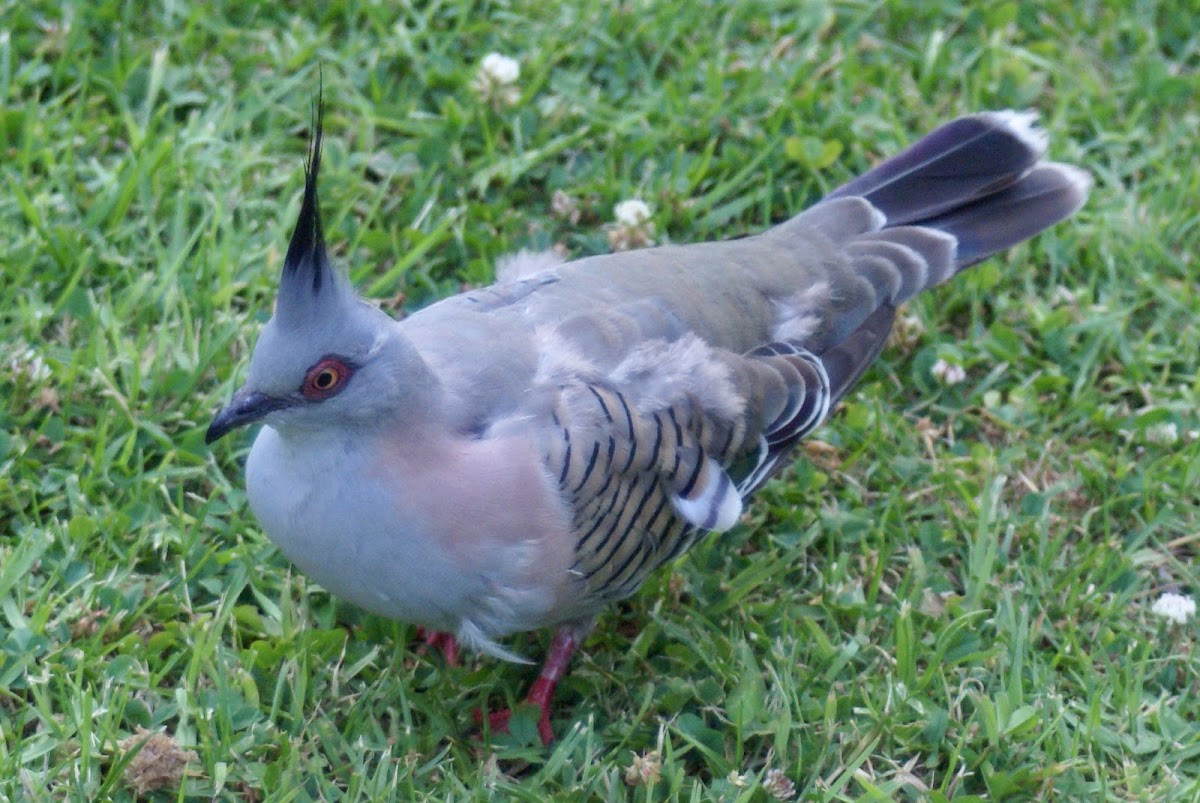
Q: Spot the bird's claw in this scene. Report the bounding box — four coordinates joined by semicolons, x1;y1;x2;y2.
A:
414;627;459;667
473;703;555;746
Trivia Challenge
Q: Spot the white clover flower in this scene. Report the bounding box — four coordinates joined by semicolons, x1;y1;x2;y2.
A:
624;750;661;786
763;768;797;800
1152;592;1196;625
480;52;519;85
473;52;520;107
890;312;926;351
614;199;651;226
608;199;655;251
9;343;51;383
931;358;966;386
1144;421;1179;446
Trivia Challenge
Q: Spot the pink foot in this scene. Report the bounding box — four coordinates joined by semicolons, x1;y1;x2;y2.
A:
474;627;581;746
414;627;459;667
477;700;555;747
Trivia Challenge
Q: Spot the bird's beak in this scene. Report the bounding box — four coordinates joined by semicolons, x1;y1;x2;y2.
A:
205;387;289;444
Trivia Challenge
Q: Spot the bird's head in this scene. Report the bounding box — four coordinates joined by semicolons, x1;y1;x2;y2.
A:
206;102;435;444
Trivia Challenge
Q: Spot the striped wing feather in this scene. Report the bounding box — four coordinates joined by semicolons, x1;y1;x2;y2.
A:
543;341;837;606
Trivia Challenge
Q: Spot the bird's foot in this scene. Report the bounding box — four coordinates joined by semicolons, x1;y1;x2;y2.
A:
476;699;555;747
474;626;581;746
414;627;459;667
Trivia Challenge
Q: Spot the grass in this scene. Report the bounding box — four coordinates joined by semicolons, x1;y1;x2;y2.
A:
2;0;1199;799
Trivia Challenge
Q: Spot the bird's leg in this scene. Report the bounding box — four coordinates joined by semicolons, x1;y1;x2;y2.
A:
481;625;581;746
414;626;459;667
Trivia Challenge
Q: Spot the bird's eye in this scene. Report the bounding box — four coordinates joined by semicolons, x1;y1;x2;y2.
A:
302;357;352;400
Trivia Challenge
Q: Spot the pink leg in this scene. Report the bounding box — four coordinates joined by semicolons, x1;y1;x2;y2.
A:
414;627;460;667
479;626;581;746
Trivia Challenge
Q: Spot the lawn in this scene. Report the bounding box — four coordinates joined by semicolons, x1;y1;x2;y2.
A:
2;1;1199;799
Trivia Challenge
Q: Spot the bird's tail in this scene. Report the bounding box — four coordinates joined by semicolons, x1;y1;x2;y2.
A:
774;111;1090;404
823;111;1092;279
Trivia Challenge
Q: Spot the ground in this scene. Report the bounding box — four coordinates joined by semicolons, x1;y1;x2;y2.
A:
2;1;1199;799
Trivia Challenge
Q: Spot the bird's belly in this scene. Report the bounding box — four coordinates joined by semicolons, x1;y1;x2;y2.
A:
244;426;481;632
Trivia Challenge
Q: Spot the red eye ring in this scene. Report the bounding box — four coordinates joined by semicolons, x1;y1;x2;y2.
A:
302;357;352;400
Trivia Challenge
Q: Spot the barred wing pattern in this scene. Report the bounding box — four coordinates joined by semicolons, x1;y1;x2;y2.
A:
542;340;834;606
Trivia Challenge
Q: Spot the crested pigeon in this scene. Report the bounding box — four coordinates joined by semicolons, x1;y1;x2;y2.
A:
207;107;1090;745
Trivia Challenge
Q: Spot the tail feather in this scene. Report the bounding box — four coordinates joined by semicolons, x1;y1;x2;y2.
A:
798;110;1090;316
823;111;1048;225
818;303;897;405
919;162;1091;267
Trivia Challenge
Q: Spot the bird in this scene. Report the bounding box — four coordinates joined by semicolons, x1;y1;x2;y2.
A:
206;105;1090;745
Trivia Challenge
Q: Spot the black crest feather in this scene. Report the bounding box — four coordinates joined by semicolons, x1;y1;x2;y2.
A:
283;82;329;295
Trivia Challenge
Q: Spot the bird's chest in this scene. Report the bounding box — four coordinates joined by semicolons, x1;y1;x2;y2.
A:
244;426;488;629
242;426;574;635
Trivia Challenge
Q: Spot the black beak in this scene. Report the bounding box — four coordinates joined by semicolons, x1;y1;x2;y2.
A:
205;387;289;444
